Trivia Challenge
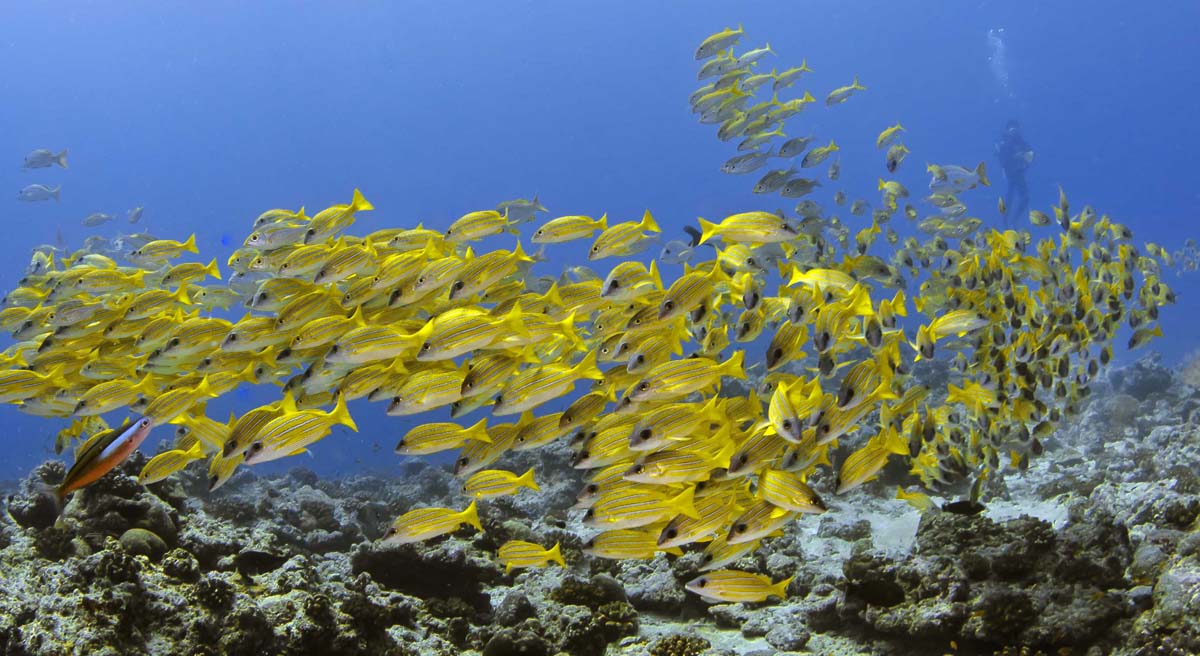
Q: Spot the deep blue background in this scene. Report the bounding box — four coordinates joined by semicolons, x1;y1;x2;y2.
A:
1;1;1197;479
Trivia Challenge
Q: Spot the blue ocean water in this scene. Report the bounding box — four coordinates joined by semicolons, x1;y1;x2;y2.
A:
1;1;1196;479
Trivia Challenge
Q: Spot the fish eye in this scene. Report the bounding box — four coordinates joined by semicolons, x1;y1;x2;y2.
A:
635;355;645;365
494;395;503;404
140;418;151;427
453;281;464;291
633;465;644;474
250;442;263;453
638;383;649;391
418;276;426;284
696;578;708;587
782;419;792;430
169;338;180;347
662;300;674;311
638;428;653;441
535;229;543;236
421;343;431;352
457;456;469;468
228;334;237;342
77;400;87;407
208;475;218;487
584;508;594;519
665;528;678;539
591;246;599;253
734;523;747;533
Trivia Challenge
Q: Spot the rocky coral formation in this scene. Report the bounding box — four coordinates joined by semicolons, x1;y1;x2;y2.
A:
0;355;1198;655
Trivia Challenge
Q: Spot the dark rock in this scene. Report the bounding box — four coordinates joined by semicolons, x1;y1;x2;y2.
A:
94;543;143;584
1130;543;1169;584
765;622;811;651
1112;354;1173;400
843;553;905;607
31;525;75;560
219;607;278;656
162;548;201;582
351;541;498;612
482;626;550;656
6;461;64;530
191;574;235;611
648;634;711;656
234;548;290;577
288;467;320;487
840;510;1134;651
493;590;535;626
548;575;628;609
120;527;168;560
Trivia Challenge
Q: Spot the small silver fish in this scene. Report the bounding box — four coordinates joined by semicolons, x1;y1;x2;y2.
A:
753;167;795;194
777;136;814;159
23;149;68;170
82;213;114;227
721;149;774;175
660;240;694;264
127;206;144;224
17;184;60;202
496;196;547;224
779;177;821;198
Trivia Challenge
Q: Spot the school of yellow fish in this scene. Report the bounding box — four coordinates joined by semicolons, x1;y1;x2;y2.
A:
0;25;1174;604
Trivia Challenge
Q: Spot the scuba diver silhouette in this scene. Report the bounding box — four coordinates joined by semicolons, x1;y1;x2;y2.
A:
995;119;1034;225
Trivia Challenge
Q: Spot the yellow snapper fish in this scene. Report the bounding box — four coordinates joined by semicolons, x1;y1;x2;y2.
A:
825;75;866;106
695;24;743;60
138;442;206;485
395;418;490;456
626;351;745;403
584;528;682;560
582;485;699;530
685;569;793;603
381;500;483;545
696;212;797;245
533;214;608;244
462;467;540;499
836;426;909;494
445;209;514;243
302;189;374;243
492;351;604;416
588;210;660;260
384;363;468;415
242;394;358;465
497;540;565;574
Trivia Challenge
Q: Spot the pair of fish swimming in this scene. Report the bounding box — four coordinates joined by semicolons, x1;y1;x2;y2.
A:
0;25;1175;605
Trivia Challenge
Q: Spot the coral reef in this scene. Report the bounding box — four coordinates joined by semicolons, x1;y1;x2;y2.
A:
0;355;1198;655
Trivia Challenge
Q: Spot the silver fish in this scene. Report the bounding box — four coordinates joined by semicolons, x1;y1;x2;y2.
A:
777;136;814;159
753;167;795;194
721;149;773;175
127;206;144;224
17;184;60;202
779;177;821;198
660;240;694;264
82;213;113;227
496;196;547;224
23;149;68;170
